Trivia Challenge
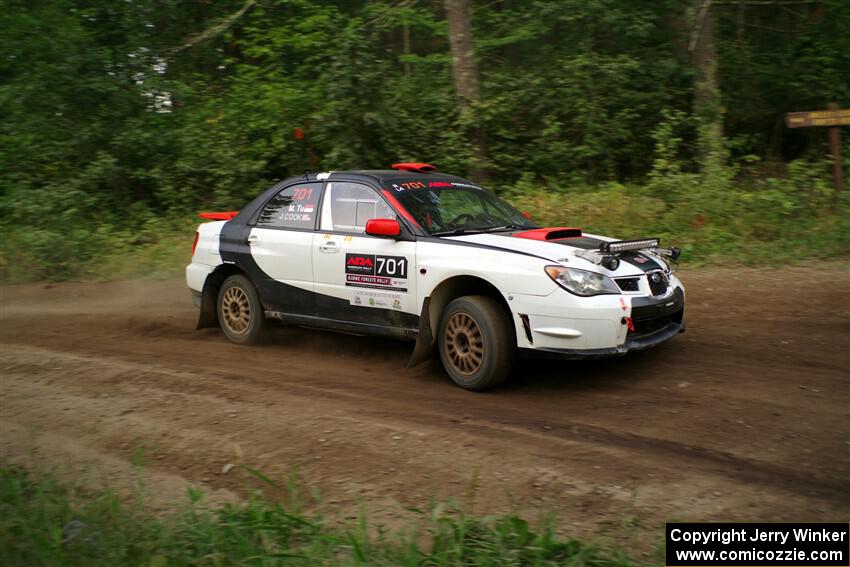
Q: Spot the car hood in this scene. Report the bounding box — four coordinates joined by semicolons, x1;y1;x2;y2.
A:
443;232;667;277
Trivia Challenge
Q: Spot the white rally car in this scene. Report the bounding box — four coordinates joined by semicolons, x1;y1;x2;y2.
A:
187;163;685;390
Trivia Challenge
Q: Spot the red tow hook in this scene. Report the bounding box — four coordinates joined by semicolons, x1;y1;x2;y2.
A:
621;316;635;332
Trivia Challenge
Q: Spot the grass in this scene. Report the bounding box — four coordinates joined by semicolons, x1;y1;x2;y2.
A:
0;467;643;566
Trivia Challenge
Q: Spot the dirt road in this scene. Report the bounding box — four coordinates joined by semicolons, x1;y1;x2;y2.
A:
2;263;849;548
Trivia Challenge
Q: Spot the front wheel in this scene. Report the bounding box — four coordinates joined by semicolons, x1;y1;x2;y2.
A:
438;295;515;391
217;274;265;345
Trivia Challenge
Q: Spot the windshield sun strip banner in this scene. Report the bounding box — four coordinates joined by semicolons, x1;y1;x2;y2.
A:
381;189;421;228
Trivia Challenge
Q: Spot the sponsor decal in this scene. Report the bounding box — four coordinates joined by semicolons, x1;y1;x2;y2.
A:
634;255;648;264
345;254;375;275
345;274;407;292
429;181;452;188
345;253;408;291
350;290;405;309
619;297;628;312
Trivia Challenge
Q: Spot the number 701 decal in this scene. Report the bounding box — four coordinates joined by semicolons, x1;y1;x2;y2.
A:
376;256;407;278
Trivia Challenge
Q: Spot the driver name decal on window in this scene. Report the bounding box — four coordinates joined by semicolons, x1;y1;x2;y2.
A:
257;183;321;229
345;253;408;292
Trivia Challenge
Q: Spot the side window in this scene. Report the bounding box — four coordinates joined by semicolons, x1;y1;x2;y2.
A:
256;183;322;229
322;182;396;233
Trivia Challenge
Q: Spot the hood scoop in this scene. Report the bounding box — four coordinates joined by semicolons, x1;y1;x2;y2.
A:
512;227;583;241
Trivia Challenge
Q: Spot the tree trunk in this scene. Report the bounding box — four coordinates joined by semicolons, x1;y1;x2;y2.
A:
690;0;724;173
444;0;487;179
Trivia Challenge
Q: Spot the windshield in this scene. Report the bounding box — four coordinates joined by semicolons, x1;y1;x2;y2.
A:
390;183;537;236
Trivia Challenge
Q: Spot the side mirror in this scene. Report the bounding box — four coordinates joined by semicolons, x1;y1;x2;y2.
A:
365;218;401;237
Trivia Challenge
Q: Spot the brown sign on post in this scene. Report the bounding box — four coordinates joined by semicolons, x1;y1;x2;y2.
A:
785;108;850;128
785;104;847;190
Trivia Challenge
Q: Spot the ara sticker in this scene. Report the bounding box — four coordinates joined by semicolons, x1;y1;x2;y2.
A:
619;297;628;312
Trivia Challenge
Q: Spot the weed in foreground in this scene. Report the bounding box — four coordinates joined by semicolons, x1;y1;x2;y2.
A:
0;467;642;566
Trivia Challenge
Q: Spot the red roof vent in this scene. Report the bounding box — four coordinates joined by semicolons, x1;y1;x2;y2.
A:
391;162;436;173
513;227;583;241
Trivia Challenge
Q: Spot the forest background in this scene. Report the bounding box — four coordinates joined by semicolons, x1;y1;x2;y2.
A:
2;0;848;282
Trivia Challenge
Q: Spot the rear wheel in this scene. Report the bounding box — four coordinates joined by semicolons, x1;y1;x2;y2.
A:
438;295;514;391
217;274;265;345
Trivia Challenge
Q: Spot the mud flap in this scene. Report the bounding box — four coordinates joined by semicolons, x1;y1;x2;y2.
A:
196;280;219;330
407;298;434;368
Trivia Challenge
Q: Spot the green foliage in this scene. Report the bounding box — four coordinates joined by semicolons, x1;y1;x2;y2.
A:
1;0;848;283
718;0;850;160
507;155;850;265
0;467;639;566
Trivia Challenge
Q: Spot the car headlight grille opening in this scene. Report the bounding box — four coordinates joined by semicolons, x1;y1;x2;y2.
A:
647;270;670;297
615;277;640;292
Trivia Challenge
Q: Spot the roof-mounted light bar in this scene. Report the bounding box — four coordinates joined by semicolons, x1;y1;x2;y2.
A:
599;238;660;254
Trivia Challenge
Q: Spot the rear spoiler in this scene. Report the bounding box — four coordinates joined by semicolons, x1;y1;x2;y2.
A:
198;211;239;221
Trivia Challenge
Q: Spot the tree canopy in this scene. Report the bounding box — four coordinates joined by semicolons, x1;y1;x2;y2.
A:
1;0;848;279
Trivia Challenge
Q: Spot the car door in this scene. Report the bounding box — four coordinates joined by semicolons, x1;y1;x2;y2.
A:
312;181;419;331
247;181;323;316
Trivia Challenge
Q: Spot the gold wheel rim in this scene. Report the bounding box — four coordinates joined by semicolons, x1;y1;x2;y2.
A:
444;312;484;375
221;286;251;335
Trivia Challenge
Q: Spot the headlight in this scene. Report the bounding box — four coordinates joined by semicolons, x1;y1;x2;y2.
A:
545;266;620;296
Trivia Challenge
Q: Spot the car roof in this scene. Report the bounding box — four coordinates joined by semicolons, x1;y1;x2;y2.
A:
234;168;484;226
314;170;480;186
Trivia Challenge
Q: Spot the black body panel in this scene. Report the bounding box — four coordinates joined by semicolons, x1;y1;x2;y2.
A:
630;287;684;322
219;217;316;316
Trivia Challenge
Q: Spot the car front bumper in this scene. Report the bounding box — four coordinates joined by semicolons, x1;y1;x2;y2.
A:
511;276;686;358
519;317;685;359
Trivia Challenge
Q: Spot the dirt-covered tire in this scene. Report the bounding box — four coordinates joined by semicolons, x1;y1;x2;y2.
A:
217;274;265;345
437;295;515;391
